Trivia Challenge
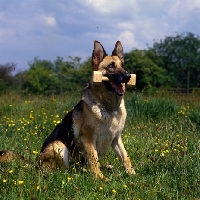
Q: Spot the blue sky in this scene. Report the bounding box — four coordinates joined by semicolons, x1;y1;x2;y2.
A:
0;0;200;72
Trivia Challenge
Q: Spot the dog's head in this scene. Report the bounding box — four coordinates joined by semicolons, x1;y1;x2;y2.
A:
92;40;130;96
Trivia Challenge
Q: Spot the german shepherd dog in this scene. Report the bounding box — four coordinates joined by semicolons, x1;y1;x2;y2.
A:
0;40;135;179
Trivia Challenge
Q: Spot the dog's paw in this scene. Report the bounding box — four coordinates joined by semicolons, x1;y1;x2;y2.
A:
94;172;110;181
126;167;136;175
94;171;104;180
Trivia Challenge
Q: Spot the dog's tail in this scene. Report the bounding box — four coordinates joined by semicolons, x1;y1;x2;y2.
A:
0;150;25;162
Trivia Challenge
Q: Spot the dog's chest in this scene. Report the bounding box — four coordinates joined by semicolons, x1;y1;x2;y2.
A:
86;101;126;136
95;109;126;156
72;101;126;157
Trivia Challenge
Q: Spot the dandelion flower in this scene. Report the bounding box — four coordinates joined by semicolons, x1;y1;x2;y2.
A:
67;177;72;181
9;169;14;174
123;184;127;188
18;180;24;185
99;187;103;191
3;179;7;183
82;168;87;172
33;150;39;154
112;189;117;195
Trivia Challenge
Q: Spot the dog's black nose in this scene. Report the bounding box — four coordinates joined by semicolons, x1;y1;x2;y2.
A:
122;73;131;83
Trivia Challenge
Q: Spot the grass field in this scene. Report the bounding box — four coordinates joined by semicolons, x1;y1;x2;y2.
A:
0;92;200;199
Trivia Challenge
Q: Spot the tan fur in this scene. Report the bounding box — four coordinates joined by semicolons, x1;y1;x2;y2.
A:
72;84;135;178
0;41;135;180
0;150;24;162
39;41;136;179
39;140;69;170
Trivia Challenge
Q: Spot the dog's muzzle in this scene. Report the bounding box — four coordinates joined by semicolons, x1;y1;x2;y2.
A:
104;71;131;96
105;72;131;83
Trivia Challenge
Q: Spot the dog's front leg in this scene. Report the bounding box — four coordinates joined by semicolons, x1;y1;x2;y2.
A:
82;137;104;179
112;136;136;175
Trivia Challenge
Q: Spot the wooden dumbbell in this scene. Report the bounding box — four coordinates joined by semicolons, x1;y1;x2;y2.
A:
92;71;136;87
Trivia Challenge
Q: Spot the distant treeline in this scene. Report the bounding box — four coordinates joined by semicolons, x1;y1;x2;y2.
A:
1;32;200;94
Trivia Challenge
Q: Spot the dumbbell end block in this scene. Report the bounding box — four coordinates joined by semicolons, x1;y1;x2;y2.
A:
92;71;109;85
127;74;136;87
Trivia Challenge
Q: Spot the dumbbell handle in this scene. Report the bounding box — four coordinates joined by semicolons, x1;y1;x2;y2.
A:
92;71;136;87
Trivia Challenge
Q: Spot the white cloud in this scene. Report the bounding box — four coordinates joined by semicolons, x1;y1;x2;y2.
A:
41;15;57;27
118;31;138;50
168;0;200;19
78;0;137;14
117;22;134;31
78;0;119;13
85;32;113;40
0;0;200;70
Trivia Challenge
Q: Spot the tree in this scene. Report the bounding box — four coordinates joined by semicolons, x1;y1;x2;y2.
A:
22;56;92;94
0;63;16;93
151;32;200;90
67;56;81;69
124;49;167;92
23;59;58;94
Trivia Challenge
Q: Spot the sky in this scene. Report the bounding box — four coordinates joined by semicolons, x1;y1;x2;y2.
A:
0;0;200;72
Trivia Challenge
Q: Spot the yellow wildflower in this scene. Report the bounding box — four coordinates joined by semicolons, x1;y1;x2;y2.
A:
161;152;165;157
18;180;24;185
82;168;87;172
123;184;127;188
33;150;39;154
112;189;117;195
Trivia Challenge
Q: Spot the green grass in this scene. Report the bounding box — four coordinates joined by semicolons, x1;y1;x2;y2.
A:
0;92;200;199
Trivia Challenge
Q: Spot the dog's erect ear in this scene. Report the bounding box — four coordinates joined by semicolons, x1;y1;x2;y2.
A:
92;40;107;71
112;41;124;66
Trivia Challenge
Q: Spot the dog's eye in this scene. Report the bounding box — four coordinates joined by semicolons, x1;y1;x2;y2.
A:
108;62;116;69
